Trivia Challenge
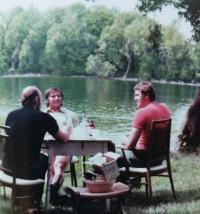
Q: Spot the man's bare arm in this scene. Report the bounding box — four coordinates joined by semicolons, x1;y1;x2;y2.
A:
121;127;142;149
53;125;72;143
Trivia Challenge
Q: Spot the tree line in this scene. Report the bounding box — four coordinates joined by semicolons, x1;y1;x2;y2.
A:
0;3;199;83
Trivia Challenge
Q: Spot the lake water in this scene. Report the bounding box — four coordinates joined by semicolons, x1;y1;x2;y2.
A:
0;76;198;147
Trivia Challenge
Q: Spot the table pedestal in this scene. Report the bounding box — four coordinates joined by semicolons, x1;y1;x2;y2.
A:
66;182;130;214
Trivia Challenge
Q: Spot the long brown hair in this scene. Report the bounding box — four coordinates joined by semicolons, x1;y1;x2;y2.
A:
181;88;200;149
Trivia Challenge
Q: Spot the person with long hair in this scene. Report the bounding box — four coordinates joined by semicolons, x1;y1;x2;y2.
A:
178;88;200;151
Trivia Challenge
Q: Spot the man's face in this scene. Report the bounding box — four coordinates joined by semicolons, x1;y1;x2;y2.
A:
48;91;63;111
134;90;146;108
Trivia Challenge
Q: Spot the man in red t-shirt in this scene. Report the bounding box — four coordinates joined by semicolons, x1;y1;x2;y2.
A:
118;81;170;168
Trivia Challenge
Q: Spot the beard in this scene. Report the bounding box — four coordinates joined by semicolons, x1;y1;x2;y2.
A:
36;98;42;111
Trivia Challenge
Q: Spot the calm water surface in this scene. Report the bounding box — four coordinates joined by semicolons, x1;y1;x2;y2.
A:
0;76;198;145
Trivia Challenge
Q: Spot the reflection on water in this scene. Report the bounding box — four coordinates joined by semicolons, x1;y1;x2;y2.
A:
0;77;198;145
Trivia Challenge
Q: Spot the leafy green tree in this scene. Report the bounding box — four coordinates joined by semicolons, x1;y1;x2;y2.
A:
37;7;70;74
98;24;125;71
124;17;161;78
161;22;194;81
84;5;115;38
94;12;142;77
124;18;154;55
138;51;163;80
81;5;115;59
18;7;44;73
4;8;29;72
179;42;194;82
86;54;116;77
44;4;90;75
148;23;162;52
136;0;200;41
0;25;9;74
158;46;170;79
19;29;42;73
113;12;142;27
3;6;43;73
193;43;200;81
0;6;24;28
0;2;198;81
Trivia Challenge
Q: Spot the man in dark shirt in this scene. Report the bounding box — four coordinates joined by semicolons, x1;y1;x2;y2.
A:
2;86;72;213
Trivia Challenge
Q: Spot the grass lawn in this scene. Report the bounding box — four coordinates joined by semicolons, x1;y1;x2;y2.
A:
0;152;200;214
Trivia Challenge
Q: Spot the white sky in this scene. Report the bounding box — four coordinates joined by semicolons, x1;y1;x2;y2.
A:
0;0;192;39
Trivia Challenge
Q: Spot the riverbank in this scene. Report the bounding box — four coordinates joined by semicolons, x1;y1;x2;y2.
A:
115;77;200;87
1;73;200;87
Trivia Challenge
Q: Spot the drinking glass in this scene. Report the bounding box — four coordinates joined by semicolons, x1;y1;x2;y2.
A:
90;129;100;139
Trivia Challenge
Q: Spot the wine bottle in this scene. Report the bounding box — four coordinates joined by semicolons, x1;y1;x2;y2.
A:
89;120;95;129
88;120;95;136
79;114;89;127
79;114;89;137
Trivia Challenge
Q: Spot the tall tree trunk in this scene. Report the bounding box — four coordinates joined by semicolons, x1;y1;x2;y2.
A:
123;58;131;80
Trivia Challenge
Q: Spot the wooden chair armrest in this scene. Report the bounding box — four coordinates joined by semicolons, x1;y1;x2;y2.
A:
115;145;131;177
116;144;129;150
0;164;13;175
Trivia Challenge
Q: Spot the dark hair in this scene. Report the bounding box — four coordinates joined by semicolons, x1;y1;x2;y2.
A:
134;81;156;102
181;89;200;148
21;86;42;108
45;87;64;107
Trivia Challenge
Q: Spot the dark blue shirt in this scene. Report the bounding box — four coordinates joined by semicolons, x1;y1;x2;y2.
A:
5;105;59;165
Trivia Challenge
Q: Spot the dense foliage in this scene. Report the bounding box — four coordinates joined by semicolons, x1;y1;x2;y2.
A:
137;0;200;42
0;3;199;82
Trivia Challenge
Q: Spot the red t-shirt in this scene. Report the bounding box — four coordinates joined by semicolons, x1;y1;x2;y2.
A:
133;101;170;150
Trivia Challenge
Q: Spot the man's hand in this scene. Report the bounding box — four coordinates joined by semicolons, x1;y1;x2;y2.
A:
121;134;129;146
53;125;72;143
121;127;141;149
60;125;72;135
66;125;72;135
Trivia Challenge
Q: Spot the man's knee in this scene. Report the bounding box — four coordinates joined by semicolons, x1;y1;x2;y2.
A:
54;161;68;173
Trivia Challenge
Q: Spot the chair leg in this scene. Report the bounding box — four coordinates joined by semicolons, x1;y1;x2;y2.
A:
114;196;125;214
70;164;74;186
146;172;153;205
4;186;6;198
67;188;78;214
145;176;148;196
0;185;6;198
168;169;176;200
70;163;78;187
11;189;15;214
105;198;110;212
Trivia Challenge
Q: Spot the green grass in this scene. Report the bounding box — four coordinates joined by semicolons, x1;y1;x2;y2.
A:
1;153;200;213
